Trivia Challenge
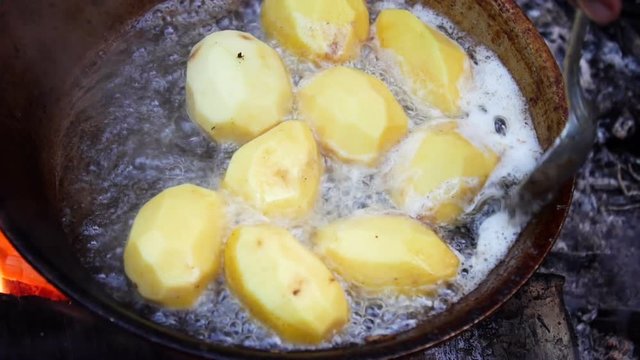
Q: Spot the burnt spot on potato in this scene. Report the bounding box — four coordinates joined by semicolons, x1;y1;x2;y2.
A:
291;278;305;296
274;168;290;183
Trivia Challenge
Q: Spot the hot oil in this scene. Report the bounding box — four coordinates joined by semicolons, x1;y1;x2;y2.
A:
58;0;542;349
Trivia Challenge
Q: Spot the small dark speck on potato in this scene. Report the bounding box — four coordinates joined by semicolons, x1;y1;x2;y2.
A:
292;288;301;296
237;52;244;60
239;33;252;40
210;126;216;131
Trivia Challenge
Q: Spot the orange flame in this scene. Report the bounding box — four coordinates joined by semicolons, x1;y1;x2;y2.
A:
0;230;67;300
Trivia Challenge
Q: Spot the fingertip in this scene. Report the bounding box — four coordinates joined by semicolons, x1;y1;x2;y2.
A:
578;0;622;25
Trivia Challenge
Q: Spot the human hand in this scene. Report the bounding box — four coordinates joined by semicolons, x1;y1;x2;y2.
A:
574;0;622;25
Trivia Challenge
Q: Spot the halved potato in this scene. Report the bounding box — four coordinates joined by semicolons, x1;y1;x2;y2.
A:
389;122;499;224
262;0;369;63
225;224;349;344
124;184;225;308
186;30;293;144
313;214;460;293
222;121;323;219
299;66;408;165
375;9;470;116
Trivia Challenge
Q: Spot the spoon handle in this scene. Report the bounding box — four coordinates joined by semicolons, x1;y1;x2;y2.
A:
507;11;595;215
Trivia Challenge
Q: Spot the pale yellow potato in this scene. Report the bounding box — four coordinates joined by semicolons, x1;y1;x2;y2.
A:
313;215;460;293
222;121;322;219
262;0;369;63
123;184;225;308
389;122;499;224
186;30;293;144
299;66;409;165
225;224;349;344
375;9;471;116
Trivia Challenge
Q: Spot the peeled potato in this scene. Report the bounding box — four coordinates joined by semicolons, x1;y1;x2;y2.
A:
389;122;499;224
299;66;408;165
225;224;349;344
375;9;470;116
222;121;322;219
186;30;293;144
124;184;225;308
313;215;460;293
262;0;369;63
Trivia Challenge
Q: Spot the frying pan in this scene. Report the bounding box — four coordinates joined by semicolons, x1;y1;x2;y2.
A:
0;0;573;358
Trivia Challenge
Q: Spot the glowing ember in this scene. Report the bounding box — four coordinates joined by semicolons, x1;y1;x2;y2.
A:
0;231;66;300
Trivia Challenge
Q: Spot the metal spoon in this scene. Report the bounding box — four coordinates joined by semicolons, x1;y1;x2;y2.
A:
468;11;595;220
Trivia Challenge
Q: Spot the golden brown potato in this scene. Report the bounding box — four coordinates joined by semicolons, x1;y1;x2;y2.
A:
389;122;499;224
225;224;349;344
375;9;471;116
313;214;460;293
299;66;409;165
262;0;369;63
123;184;225;308
186;30;293;144
222;121;323;219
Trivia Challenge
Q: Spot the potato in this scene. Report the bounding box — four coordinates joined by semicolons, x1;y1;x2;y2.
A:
222;121;323;219
375;9;470;116
262;0;369;63
299;66;408;165
186;30;293;144
313;215;460;293
123;184;225;308
389;122;499;224
225;224;349;344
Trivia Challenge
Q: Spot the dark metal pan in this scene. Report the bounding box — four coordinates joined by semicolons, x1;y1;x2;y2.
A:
0;0;572;358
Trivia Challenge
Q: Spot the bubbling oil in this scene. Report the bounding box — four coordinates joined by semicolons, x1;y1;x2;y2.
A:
57;0;542;350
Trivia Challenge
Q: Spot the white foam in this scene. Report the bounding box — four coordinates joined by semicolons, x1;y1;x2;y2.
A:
460;211;525;291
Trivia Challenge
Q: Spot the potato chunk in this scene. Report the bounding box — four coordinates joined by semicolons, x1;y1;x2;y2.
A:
375;9;470;116
225;224;349;344
299;66;408;165
262;0;369;63
389;122;499;224
124;184;225;308
186;30;293;144
222;121;322;219
313;215;460;293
